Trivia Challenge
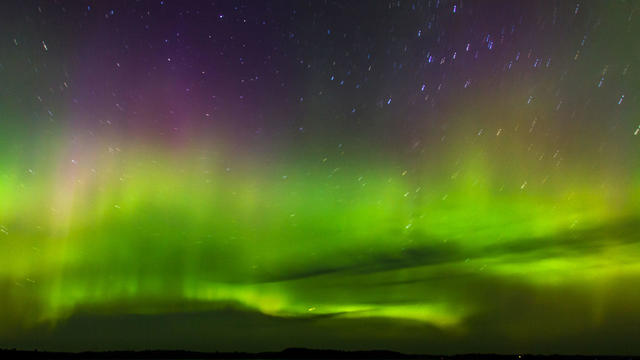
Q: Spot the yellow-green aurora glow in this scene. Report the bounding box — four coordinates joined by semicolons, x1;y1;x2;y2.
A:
2;121;640;352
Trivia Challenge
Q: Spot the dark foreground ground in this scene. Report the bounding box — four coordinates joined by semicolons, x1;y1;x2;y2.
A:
1;348;638;360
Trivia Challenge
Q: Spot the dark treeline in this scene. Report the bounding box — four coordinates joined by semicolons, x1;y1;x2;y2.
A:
1;348;638;360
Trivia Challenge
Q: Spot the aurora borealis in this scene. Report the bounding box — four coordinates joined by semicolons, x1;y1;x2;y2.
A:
1;0;640;355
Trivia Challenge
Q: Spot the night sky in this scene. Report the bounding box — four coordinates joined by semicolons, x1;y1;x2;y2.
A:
1;0;640;355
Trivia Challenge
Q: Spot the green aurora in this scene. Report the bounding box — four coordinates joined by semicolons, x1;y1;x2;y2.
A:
2;110;640;351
